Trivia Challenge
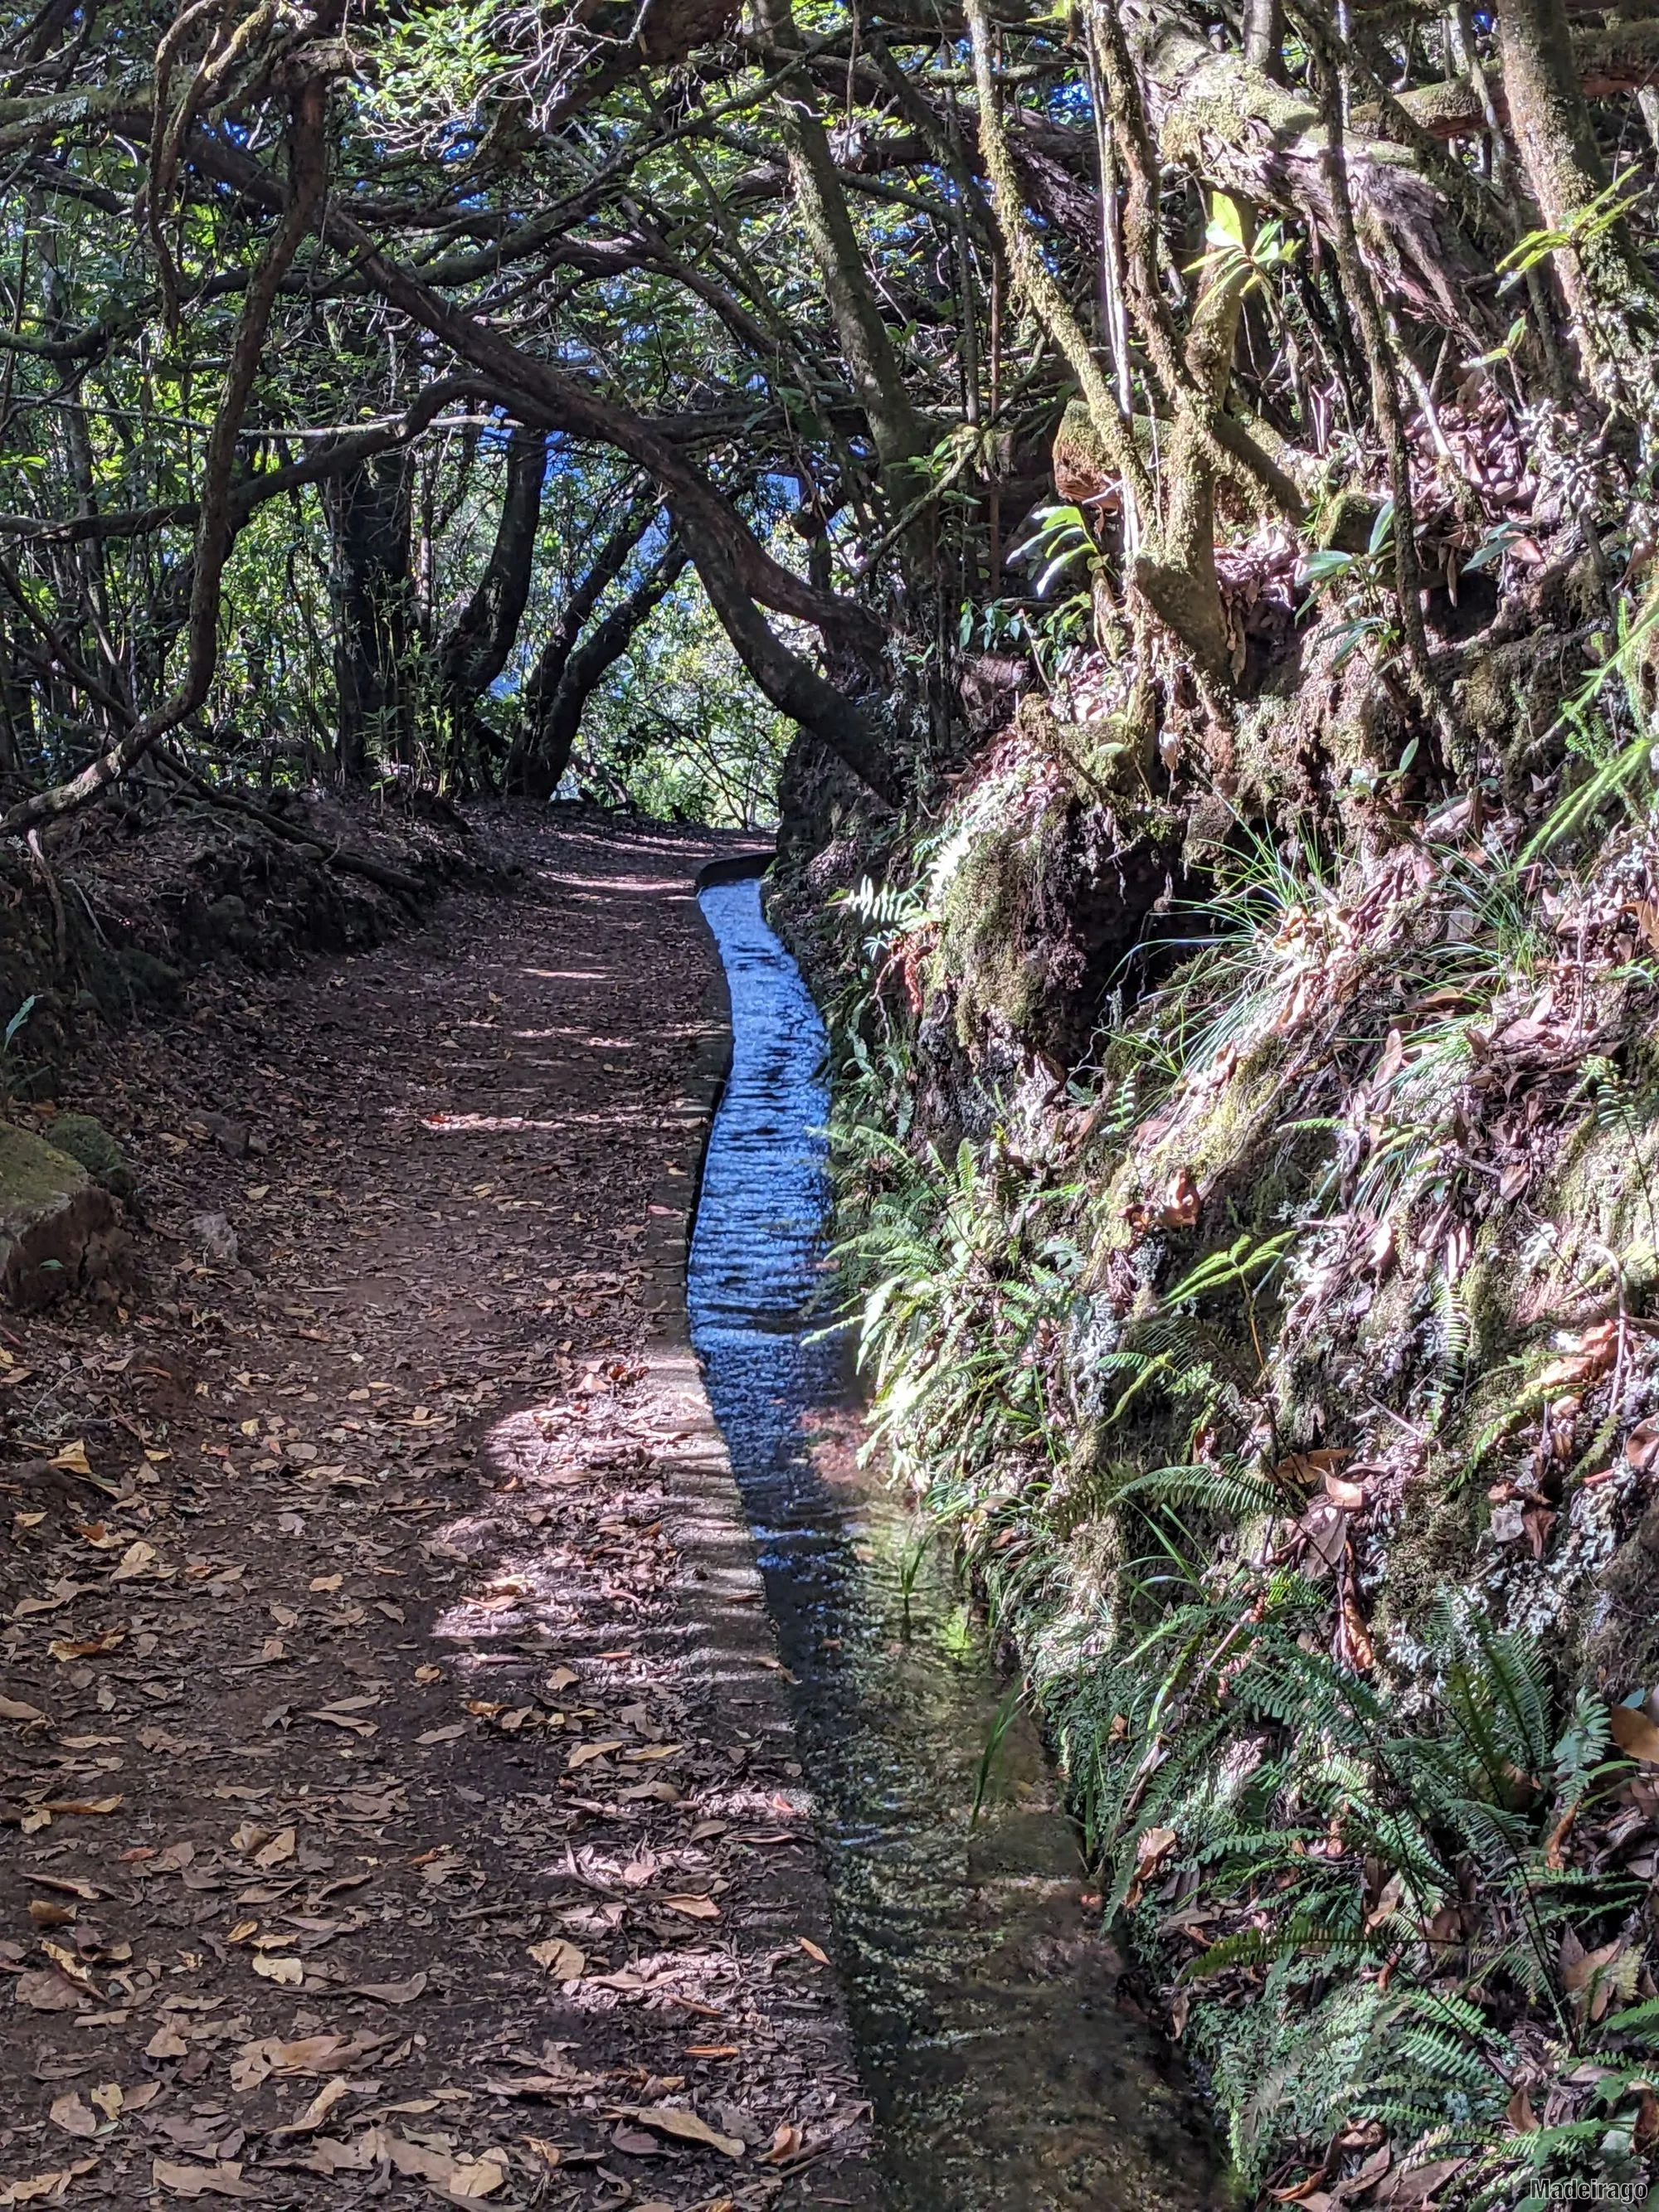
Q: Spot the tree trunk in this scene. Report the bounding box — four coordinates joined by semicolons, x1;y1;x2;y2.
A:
501;497;657;791
755;0;929;490
0;635;31;772
1491;0;1656;382
517;542;690;798
1131;192;1253;692
668;497;902;805
436;425;547;721
323;450;416;782
1134;10;1498;335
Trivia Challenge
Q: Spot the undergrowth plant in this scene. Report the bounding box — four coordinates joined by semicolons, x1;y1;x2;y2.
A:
820;762;1659;2205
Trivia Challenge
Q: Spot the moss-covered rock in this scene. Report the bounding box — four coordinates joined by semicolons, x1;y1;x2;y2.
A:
0;1121;123;1306
47;1112;135;1200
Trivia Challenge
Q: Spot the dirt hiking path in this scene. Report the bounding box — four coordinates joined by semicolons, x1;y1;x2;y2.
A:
0;817;875;2212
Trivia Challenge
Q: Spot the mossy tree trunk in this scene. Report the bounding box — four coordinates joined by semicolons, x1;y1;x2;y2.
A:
323;451;417;784
1492;0;1658;390
754;0;930;502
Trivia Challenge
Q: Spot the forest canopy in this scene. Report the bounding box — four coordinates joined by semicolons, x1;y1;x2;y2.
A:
0;0;1654;833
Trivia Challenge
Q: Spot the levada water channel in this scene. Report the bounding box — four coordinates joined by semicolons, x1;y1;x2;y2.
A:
688;872;1221;2212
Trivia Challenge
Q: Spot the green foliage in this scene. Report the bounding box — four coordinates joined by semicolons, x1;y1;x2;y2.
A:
1521;591;1659;861
817;785;1659;2195
572;576;791;825
358;2;510;151
1496;177;1646;290
1186;202;1301;316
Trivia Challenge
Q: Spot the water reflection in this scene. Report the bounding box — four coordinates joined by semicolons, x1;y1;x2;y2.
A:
688;875;1219;2212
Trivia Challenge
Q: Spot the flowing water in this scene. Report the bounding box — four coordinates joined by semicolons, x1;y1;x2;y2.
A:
688;874;1221;2212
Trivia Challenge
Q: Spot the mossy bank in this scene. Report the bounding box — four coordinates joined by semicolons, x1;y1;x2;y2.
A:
769;683;1659;2208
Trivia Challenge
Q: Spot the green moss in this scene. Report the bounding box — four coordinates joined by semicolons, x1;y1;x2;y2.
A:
1092;1035;1291;1257
0;1121;88;1213
1540;1116;1659;1279
1316;489;1383;555
1376;1471;1481;1646
48;1113;134;1200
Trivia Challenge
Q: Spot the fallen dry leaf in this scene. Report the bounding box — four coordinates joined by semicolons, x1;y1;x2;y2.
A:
0;1696;46;1723
270;2076;351;2137
151;2158;257;2200
659;1895;720;1920
229;2032;382;2091
445;2151;510;2200
0;2158;97;2205
1609;1704;1659;1766
15;1972;86;2014
46;1633;122;1662
251;1952;302;1986
528;1937;586;1980
1535;1320;1619;1395
346;1971;426;2004
567;1739;624;1770
630;2106;744;2158
1506;2083;1538;2133
46;2095;96;2140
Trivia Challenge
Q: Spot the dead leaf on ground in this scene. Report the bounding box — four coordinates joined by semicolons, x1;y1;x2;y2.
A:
346;1971;427;2004
251;1952;303;1986
1370;2156;1467;2207
46;1633;123;1662
1273;1450;1350;1489
270;2077;351;2137
230;2032;387;2090
567;1740;624;1770
1609;1703;1659;1765
629;2106;744;2158
46;2096;96;2140
151;2159;258;2200
1534;1320;1619;1394
16;1971;87;2013
659;1895;720;1920
0;2157;97;2205
528;1938;586;1980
